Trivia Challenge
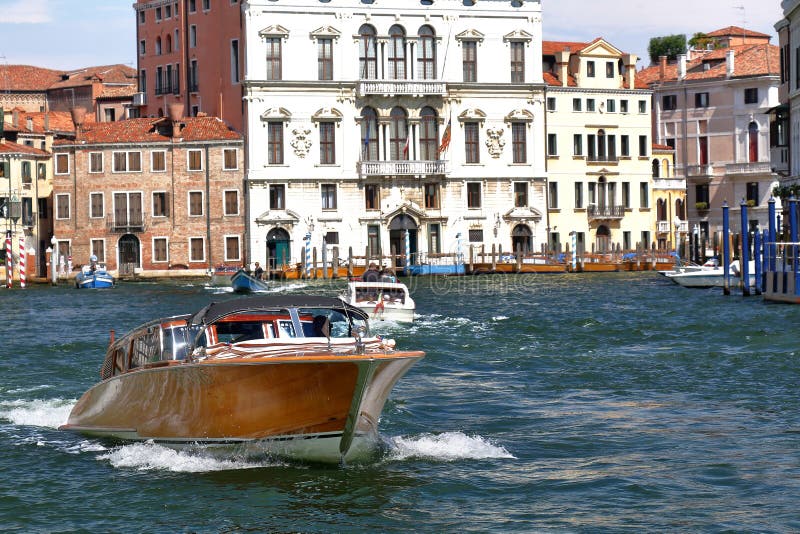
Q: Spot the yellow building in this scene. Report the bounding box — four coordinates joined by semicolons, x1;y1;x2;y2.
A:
651;144;687;252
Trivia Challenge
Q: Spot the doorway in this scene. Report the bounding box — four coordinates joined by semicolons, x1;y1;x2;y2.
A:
118;234;140;275
388;214;418;268
266;228;291;268
511;224;532;254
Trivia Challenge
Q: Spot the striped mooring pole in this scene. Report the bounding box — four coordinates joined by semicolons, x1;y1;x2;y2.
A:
18;237;25;289
5;231;11;289
304;233;311;278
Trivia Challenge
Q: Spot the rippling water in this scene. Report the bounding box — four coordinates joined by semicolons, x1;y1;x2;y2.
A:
1;273;798;532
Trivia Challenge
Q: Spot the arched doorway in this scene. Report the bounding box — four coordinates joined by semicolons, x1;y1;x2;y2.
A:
595;225;611;253
266;228;290;269
511;224;532;254
118;234;140;275
389;214;418;268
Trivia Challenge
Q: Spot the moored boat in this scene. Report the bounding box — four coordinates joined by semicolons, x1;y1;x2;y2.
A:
59;295;424;463
230;268;269;293
664;260;755;288
340;276;416;322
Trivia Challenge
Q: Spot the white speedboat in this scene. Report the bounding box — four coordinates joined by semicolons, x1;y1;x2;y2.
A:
340;277;415;322
664;260;755;288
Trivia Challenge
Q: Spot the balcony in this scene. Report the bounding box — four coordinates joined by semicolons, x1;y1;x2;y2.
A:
357;79;446;97
586;154;619;165
109;218;145;233
657;220;688;233
686;164;713;177
132;92;146;106
725;161;772;177
587;204;624;221
358;160;449;178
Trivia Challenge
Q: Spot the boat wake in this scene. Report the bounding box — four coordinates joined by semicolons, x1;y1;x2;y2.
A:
98;441;280;472
0;397;73;429
384;431;515;462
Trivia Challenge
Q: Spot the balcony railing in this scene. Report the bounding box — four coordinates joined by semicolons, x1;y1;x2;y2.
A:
357;79;446;97
657;220;688;233
358;160;449;177
109;218;145;233
132;92;146;106
587;204;625;220
686;164;713;177
725;162;772;176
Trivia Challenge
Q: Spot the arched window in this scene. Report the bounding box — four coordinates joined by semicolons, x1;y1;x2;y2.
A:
389;107;409;161
675;198;685;219
21;161;32;184
417;25;437;80
661;158;669;177
358;25;378;79
388;25;406;80
361;107;379;161
419;107;439;160
748;121;758;162
652;158;660;178
657;198;667;221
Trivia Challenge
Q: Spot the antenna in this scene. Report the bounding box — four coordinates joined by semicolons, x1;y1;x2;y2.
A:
734;4;747;32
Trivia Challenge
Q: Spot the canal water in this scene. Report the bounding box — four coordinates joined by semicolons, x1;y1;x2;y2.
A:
1;273;798;532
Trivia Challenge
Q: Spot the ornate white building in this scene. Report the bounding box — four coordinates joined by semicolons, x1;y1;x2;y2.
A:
242;0;546;269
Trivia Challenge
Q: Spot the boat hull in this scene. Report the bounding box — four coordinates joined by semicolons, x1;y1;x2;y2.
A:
75;272;114;288
61;352;422;463
665;270;756;288
355;305;415;323
230;269;269;293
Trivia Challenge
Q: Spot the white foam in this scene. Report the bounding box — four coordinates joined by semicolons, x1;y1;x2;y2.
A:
0;398;75;429
98;441;271;472
268;282;307;292
492;315;509;321
386;432;515;461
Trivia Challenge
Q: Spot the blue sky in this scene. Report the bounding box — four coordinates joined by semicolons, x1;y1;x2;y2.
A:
0;0;784;71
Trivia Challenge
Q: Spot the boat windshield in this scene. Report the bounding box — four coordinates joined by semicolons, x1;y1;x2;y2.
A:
298;307;367;338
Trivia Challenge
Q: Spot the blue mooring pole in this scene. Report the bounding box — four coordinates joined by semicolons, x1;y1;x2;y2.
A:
768;196;776;273
753;229;762;295
740;199;750;296
790;197;798;283
722;201;730;295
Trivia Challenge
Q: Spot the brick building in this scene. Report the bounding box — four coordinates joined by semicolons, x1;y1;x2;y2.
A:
52;106;245;277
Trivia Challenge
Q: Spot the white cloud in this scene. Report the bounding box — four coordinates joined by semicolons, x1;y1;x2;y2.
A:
1;0;52;24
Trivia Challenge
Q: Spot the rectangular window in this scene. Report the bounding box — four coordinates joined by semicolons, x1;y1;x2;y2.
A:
465;122;480;164
153;237;168;262
695;92;709;108
91;239;105;263
89;152;103;173
639;182;649;208
189;237;205;262
231;39;240;83
606;61;614;78
623;231;631;250
55;154;69;174
622;182;630;208
266;38;282;81
187;149;202;171
572;98;582;112
367;225;381;255
139;10;145;24
365;184;380;210
696;183;710;204
468;229;483;243
587;60;595;77
37;163;46;180
573;134;583;156
662;94;677;110
548;181;558;209
56;193;70;219
620;99;629;113
152;191;168;217
224;190;239;216
621;135;630;157
463;41;477;82
152;150;166;172
638;135;648;157
140;40;146;56
424;183;440;209
510;42;525;83
546;97;556;111
89;193;104;218
746;182;759;203
189;191;203;216
466;182;481;208
202;0;209;10
639;100;647;113
112;151;142;172
574;182;583;209
268;123;284;164
606;99;615;113
641;231;651;249
189;25;197;48
113;192;143;228
222;148;237;170
547;133;558;156
428;223;441;253
321;184;337;210
514;182;527;207
586;98;596;112
512;122;527;163
319;122;335;164
744;88;758;104
318;38;333;80
324;232;339;245
265;184;284;210
225;236;241;262
588;182;596;204
189;0;196;11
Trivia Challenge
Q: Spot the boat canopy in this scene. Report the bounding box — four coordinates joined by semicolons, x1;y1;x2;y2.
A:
190;295;368;326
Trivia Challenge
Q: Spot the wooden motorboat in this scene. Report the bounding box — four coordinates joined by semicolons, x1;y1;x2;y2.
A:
340;276;416;322
59;295;424;463
75;263;114;288
230;268;269;293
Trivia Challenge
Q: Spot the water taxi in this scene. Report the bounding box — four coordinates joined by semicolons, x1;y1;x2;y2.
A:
59;295;424;463
340;276;416;322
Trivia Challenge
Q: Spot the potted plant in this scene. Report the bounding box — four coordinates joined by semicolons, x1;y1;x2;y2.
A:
745;199;756;207
695;201;709;211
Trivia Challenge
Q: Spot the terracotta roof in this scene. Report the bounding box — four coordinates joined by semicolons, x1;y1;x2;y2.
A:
652;143;674;151
705;26;771;39
636;43;780;85
49;64;137;91
542;40;591;56
7;111;95;134
0;139;49;157
54;116;242;146
0;65;64;91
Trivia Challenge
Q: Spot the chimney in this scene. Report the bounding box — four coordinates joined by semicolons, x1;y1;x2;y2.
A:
555;49;570;85
26;117;33;131
659;55;667;81
44;113;49;132
0;109;4;138
726;49;735;77
623;53;637;89
12;110;19;128
677;54;686;80
70;106;86;139
167;102;185;138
